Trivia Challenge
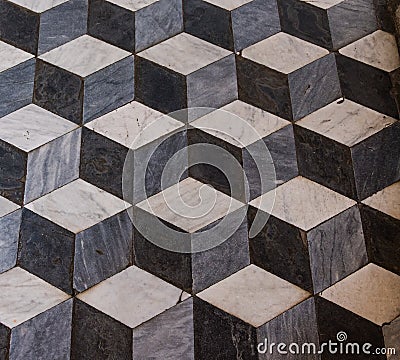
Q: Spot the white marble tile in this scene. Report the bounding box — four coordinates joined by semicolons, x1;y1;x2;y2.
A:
242;32;329;74
0;41;34;73
191;100;290;147
138;33;231;75
9;0;68;12
85;101;184;149
136;177;244;233
297;100;396;147
198;265;311;327
39;35;131;77
321;264;400;326
77;266;187;328
0;267;70;328
250;176;356;231
339;30;400;72
0;196;19;218
300;0;342;9
204;0;252;10
108;0;158;11
25;179;130;233
362;182;400;220
0;104;78;152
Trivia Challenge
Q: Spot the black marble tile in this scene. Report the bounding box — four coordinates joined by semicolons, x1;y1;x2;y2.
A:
72;298;133;360
135;56;187;114
248;206;314;292
336;53;399;118
193;296;258;360
361;204;400;276
237;55;293;119
0;0;39;54
18;208;75;294
315;296;386;360
0;141;27;206
80;127;128;199
88;0;135;52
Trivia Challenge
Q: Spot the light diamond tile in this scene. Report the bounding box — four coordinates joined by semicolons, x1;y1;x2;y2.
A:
0;41;34;73
39;35;131;77
297;100;397;147
198;264;311;327
321;264;400;325
25;179;130;233
0;267;70;328
191;100;290;147
300;0;343;9
204;0;252;10
85;101;184;149
136;177;244;233
107;0;159;11
250;176;356;231
362;182;400;220
0;196;19;218
242;32;329;74
7;0;69;13
138;33;231;75
339;30;400;72
0;104;78;152
77;266;188;328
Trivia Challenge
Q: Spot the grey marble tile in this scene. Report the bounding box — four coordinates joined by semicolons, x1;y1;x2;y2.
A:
0;209;21;274
37;0;88;55
24;128;81;204
383;316;400;360
198;264;311;327
73;210;133;292
9;299;72;360
0;267;70;328
321;263;400;325
133;298;194;359
308;206;368;293
135;0;183;52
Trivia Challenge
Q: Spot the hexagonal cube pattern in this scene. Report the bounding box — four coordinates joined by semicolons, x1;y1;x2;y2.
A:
184;0;281;51
135;32;237;115
237;32;341;120
0;0;87;54
88;0;183;52
34;35;134;124
1;1;400;359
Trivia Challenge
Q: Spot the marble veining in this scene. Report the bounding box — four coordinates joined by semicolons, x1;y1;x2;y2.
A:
108;0;158;11
198;264;311;327
242;32;329;74
321;263;400;326
0;41;34;73
25;179;130;233
339;30;400;72
0;104;78;152
39;35;131;77
191;100;290;147
85;101;184;149
136;177;244;233
362;181;400;220
250;176;356;230
138;33;231;75
77;266;188;328
301;0;342;9
297;100;397;147
6;0;68;13
0;196;19;218
204;0;252;10
0;267;70;328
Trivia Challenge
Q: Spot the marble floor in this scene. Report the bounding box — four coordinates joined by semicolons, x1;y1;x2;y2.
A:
0;0;399;359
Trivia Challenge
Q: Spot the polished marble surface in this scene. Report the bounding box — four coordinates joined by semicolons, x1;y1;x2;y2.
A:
9;0;69;12
301;0;342;9
25;179;130;233
204;0;252;10
138;33;231;75
0;267;69;328
242;32;329;74
39;35;131;77
0;41;33;73
108;0;159;11
339;30;400;72
0;196;20;218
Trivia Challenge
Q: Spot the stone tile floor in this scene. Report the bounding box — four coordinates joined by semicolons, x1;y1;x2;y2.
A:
0;0;399;359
